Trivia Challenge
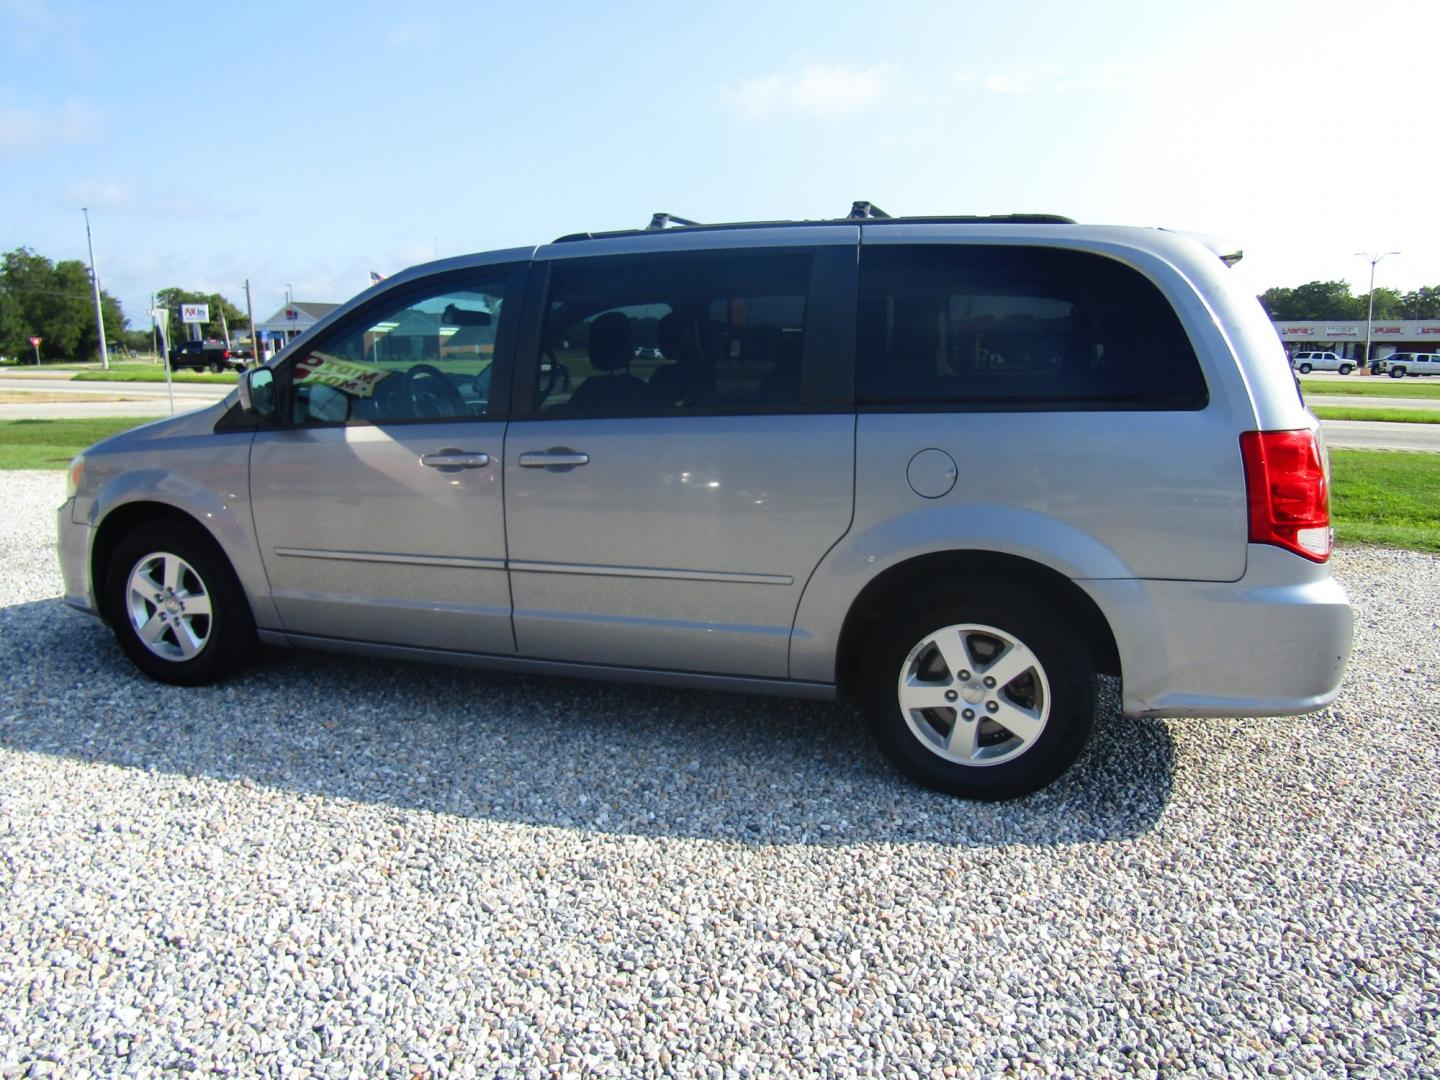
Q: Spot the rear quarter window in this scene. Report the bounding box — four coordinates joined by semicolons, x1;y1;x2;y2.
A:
856;245;1208;410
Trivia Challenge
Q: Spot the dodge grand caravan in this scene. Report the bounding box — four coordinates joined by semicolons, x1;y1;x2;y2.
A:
56;207;1353;800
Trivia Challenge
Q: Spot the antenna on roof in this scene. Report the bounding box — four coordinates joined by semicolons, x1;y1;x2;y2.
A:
646;212;701;231
848;201;891;220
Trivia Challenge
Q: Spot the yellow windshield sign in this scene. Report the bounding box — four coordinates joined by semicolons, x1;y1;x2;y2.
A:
294;353;392;398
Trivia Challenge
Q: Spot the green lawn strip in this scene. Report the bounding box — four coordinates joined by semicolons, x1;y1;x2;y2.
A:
1300;379;1440;400
1312;406;1440;424
1330;449;1440;553
76;367;237;385
0;417;153;470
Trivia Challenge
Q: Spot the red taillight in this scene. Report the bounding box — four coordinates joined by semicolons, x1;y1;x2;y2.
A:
1239;429;1331;562
223;349;231;359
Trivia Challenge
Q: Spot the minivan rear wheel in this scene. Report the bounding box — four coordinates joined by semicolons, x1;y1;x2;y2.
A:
859;587;1096;800
105;520;255;686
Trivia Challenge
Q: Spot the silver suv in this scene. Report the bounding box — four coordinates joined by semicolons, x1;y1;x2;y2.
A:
56;210;1353;800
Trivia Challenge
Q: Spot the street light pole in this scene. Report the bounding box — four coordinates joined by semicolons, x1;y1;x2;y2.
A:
1356;250;1400;371
82;207;110;370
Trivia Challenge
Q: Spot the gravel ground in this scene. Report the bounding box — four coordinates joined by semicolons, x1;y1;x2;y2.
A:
1;469;1437;1077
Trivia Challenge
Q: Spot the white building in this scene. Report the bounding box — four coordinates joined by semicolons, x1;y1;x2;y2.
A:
255;301;340;359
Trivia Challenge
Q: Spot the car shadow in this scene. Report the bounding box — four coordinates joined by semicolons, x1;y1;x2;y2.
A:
6;599;1176;846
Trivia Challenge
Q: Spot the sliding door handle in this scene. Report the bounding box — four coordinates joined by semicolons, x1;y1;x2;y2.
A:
420;450;489;471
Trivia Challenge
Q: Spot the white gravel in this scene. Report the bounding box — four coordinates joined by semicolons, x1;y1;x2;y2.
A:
1;469;1437;1077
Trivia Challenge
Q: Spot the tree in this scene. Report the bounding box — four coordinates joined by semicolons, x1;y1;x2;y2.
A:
0;247;127;362
1400;286;1440;320
155;287;246;345
1258;280;1365;321
1359;287;1404;320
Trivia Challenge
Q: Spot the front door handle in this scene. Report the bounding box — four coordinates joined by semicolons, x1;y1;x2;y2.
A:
518;448;590;470
420;450;489;472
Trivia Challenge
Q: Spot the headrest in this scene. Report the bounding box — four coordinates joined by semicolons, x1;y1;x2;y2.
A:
589;312;632;372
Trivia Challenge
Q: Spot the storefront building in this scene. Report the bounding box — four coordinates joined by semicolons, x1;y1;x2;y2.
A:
1272;320;1440;361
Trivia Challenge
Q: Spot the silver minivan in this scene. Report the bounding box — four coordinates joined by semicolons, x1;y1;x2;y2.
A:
56;210;1353;799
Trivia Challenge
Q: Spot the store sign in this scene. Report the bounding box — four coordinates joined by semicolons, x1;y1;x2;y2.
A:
1281;327;1314;336
1324;326;1360;338
1373;326;1403;335
1421;327;1440;335
181;303;210;324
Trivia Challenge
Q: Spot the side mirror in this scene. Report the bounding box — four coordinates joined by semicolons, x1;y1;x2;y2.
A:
238;366;277;420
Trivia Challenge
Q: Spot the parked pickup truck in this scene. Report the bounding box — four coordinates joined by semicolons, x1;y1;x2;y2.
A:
168;340;244;373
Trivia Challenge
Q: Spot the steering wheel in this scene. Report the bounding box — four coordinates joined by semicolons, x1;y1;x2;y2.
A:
404;363;466;418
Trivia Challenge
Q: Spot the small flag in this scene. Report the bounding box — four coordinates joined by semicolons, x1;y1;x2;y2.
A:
369;271;386;284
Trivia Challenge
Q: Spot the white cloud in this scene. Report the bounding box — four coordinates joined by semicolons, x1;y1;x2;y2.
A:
975;63;1148;95
0;99;97;155
724;63;891;119
64;180;135;208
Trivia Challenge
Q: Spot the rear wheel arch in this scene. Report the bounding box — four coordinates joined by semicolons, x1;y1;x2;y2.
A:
833;550;1121;699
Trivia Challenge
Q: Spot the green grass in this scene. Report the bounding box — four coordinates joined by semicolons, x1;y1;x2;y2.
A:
1330;449;1440;552
75;364;237;385
1301;378;1440;399
1312;406;1440;424
0;417;153;470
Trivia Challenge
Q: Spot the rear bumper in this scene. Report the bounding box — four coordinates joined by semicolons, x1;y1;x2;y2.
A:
57;501;96;615
1083;545;1353;718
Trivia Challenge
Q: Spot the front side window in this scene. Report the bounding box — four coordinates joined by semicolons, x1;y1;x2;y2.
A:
532;250;811;417
857;245;1207;409
290;277;507;425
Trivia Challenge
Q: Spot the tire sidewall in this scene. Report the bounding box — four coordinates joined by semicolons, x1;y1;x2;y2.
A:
105;521;252;686
859;588;1096;800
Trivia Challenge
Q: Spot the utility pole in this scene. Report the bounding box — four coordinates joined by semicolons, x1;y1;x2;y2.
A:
82;207;110;370
1356;251;1401;371
245;279;259;366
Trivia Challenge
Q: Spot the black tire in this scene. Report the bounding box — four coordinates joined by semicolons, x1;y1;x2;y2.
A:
1391;367;1406;379
208;360;223;373
104;519;256;686
1339;364;1353;375
858;585;1096;800
1298;363;1312;374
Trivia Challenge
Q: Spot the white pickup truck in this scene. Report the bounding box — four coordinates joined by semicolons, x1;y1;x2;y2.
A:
1381;352;1440;378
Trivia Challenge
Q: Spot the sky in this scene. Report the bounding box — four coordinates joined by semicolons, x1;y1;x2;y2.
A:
3;0;1437;331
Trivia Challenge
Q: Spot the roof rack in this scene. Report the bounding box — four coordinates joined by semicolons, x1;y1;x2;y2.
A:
848;201;891;219
552;207;1077;243
646;212;702;231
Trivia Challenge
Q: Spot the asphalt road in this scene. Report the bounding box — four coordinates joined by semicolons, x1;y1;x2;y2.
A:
0;376;232;420
3;374;1439;451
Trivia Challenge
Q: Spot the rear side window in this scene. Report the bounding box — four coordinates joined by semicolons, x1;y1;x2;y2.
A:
856;245;1207;409
534;250;811;417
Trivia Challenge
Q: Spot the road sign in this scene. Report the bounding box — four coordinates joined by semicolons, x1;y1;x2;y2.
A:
29;336;41;347
181;303;210;324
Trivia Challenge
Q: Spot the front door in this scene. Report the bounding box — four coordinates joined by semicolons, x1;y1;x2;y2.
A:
250;265;522;654
502;241;857;679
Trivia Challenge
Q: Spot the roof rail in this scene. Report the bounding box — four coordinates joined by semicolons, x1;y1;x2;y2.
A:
551;212;1077;243
848;201;891;219
646;212;701;231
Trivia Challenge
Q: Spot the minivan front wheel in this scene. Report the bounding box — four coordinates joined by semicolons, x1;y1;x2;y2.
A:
859;589;1095;800
1298;363;1312;374
106;521;254;685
